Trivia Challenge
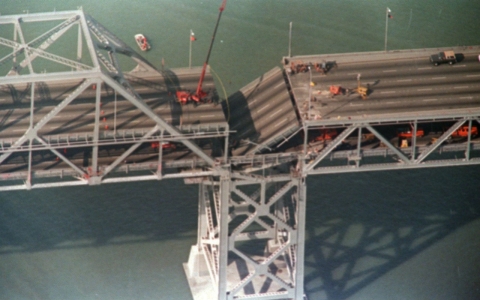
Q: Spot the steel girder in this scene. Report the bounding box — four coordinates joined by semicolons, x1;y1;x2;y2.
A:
0;10;227;190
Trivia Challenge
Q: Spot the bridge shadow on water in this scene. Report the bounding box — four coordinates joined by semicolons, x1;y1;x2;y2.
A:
0;167;479;298
0;179;199;254
304;166;480;300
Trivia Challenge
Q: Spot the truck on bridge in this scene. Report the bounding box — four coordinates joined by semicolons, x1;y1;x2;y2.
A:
430;50;456;66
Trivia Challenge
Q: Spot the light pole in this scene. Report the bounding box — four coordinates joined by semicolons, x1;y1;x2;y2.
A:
189;30;195;68
384;7;391;52
288;22;292;57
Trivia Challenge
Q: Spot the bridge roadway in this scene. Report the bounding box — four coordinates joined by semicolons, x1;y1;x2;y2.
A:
227;67;300;156
286;46;480;123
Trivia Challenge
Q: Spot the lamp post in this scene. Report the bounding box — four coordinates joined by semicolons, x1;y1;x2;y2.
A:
189;29;194;68
288;22;292;57
384;7;391;52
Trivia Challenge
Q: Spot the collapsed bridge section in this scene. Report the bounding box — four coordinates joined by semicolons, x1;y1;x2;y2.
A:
226;67;300;156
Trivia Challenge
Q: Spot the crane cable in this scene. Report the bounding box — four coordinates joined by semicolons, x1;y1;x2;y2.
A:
209;66;230;122
161;64;229;122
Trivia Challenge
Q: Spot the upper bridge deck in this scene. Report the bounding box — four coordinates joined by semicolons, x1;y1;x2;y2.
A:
284;46;480;127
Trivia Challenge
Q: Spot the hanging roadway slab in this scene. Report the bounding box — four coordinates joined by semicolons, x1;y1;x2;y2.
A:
227;67;300;156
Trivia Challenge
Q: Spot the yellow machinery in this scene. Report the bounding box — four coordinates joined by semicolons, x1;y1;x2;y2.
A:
354;74;369;100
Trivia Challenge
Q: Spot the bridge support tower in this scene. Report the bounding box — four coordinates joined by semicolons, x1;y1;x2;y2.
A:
184;167;307;300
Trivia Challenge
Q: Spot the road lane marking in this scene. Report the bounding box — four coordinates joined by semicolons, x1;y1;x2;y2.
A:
466;74;480;78
422;98;437;102
200;115;215;118
454;86;469;89
417;88;432;91
386;101;395;104
380;91;396;94
242;127;254;135
350;103;363;106
453;65;466;68
257;103;270;113
460;96;473;100
274;118;288;128
383;69;397;73
270;108;283;118
397;79;412;82
432;77;446;80
418;67;432;70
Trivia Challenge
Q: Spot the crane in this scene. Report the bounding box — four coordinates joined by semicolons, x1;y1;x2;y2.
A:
176;0;227;105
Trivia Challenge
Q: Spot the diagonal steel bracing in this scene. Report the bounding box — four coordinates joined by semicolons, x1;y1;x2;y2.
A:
186;172;307;299
100;74;218;169
304;125;358;173
0;10;225;188
415;119;465;163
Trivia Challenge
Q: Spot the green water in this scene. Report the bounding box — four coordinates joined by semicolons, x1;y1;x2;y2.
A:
1;1;480;299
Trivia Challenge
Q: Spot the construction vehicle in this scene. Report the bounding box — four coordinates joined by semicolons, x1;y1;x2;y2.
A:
151;141;176;150
451;125;478;138
353;74;369;100
329;85;344;97
176;0;227;105
314;129;338;141
397;127;424;138
290;61;310;74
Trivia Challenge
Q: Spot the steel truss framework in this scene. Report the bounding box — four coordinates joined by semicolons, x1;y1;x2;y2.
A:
302;116;480;175
1;10;480;300
0;10;227;190
225;116;480;177
185;171;307;300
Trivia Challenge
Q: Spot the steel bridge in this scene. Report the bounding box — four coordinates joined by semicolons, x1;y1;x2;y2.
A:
1;10;480;300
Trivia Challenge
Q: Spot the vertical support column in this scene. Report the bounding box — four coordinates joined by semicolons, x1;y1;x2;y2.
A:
157;133;164;179
197;182;207;248
217;175;230;300
294;175;307;300
356;127;362;167
466;119;472;160
77;21;83;63
26;82;36;189
224;124;229;162
90;80;102;184
411;121;418;160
